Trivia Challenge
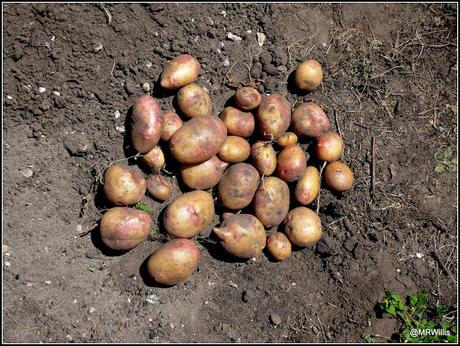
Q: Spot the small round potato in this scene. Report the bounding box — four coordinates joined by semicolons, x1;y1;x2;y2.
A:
294;166;320;205
160;54;200;90
266;232;292;261
256;93;291;140
219;107;255;138
104;165;146;206
275;144;307;182
250;141;277;177
142;146;165;172
284;207;322;247
146;175;173;201
294;59;323;92
177;83;212;118
323;161;354;192
291;102;330;138
277;132;298;148
234;87;262;111
218;136;251;163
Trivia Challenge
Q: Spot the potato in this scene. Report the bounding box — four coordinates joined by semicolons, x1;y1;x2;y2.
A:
283;207;322;247
253;177;290;228
212;214;266;259
294;166;320;205
219;107;255;138
146;175;173;201
179;155;228;190
266;232;291;261
217;163;260;210
256;93;291;139
294;59;323;92
275;144;307;182
142;146;165;172
251;141;277;176
161;110;183;141
277;132;298;148
323;161;354;192
234;87;262;111
163;190;215;238
100;207;152;250
147;238;200;286
315;131;344;162
160;54;200;90
177;83;212;118
104;165;146;206
170;115;227;164
291;102;330;138
130;95;162;154
217;136;251;163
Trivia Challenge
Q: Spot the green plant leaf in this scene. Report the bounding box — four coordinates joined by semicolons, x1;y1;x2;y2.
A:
134;202;151;213
436;304;447;316
435;163;446;173
87;264;97;272
387;305;397;317
149;228;158;238
447;335;457;343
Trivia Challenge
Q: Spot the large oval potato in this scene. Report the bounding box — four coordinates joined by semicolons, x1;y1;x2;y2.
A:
217;163;260;210
160;54;200;90
179;155;228;190
177;83;212;118
275;144;307;182
219;107;255;138
294;166;320;205
256;93;291;139
169;115;227;164
291;102;330;138
104;165;146;206
283;207;322;247
100;207;152;250
250;141;277;176
217;136;251;163
253;177;290;228
130;95;162;154
163;190;215;238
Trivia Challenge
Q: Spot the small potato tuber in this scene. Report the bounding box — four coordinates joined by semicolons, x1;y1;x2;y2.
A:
177;83;212;118
294;59;323;92
323;161;354;192
256;93;291;140
142;146;165;172
291;102;330;138
179;155;228;190
217;136;251;163
266;232;291;261
315;131;344;162
219;107;255;138
284;207;322;247
275;144;307;182
276;132;298;148
253;177;290;228
146;175;173;201
104;165;146;206
294;166;320;205
160;54;200;90
160;110;183;141
234;87;262;111
250;141;277;177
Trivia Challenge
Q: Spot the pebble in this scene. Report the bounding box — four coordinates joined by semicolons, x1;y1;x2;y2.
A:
75;224;83;233
38;87;46;93
4;261;11;268
257;32;266;47
2;245;9;254
21;167;33;178
89;307;96;314
227;32;242;42
146;61;153;69
44;280;51;285
93;42;103;53
270;312;282;326
53;91;61;96
115;125;125;133
142;82;151;92
114;110;121;119
63;134;91;156
222;58;230;67
145;294;160;304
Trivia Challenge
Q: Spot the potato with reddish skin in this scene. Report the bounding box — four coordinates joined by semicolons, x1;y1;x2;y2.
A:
104;165;146;206
323;161;354;192
212;214;266;259
251;141;277;176
170;115;227;164
256;94;291;139
294;59;323;92
163;190;215;238
253;177;290;228
130;95;162;154
146;175;173;201
295;166;320;205
142;146;165;172
177;83;212;118
218;136;251;163
180;155;228;190
161;110;183;141
219;107;255;138
160;54;200;90
284;207;322;247
234;87;262;111
218;163;260;210
315;132;344;162
277;132;298;148
100;207;152;250
147;238;200;286
267;232;291;261
276;144;307;182
291;102;330;138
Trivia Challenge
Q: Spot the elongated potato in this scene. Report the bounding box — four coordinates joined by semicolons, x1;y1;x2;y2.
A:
218;136;251;163
294;166;320;205
170;115;227;164
143;146;165;172
267;232;291;261
219;107;255;138
104;165;147;206
100;207;152;250
180;155;228;190
234;87;262;111
177;83;212;118
217;163;260;210
275;144;306;182
256;94;291;139
160;54;200;90
253;177;290;228
161;110;183;141
130;95;162;154
284;207;322;247
251;141;277;176
291;102;330;138
163;190;215;238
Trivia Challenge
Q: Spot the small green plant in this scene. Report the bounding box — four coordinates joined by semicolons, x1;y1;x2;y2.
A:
134;202;151;213
87;264;97;273
149;228;158;239
434;147;456;173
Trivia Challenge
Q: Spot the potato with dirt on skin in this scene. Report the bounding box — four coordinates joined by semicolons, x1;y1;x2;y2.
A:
218;136;251;163
323;161;354;192
100;207;153;250
160;54;200;90
179;155;228;190
251;141;277;177
146;175;173;201
130;95;162;154
147;238;200;286
234;87;262;111
267;232;292;261
275;144;307;182
213;214;266;259
283;207;322;247
219;107;255;138
104;165;146;206
217;163;260;210
160;110;183;141
295;166;321;205
253;177;290;228
163;190;215;238
169;115;227;164
177;83;212;118
256;93;291;140
291;102;330;138
294;59;323;92
277;132;298;148
142;146;165;172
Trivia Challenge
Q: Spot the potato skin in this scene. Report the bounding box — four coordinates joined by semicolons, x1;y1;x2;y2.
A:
142;146;165;172
256;94;291;139
294;166;320;205
160;54;200;90
219;107;255;138
170;115;227;164
147;238;200;286
163;190;215;238
323;161;354;192
218;136;251;163
284;207;322;247
104;165;146;206
213;214;266;259
277;132;298;148
315;131;344;162
251;141;277;176
100;207;152;250
146;175;172;201
130;95;162;154
234;87;262;111
180;155;228;190
217;163;260;210
267;232;291;261
294;59;323;92
276;144;307;182
253;177;290;228
177;83;212;118
161;110;183;141
291;102;330;138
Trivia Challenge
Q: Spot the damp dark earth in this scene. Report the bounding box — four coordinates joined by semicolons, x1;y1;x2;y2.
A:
2;3;457;343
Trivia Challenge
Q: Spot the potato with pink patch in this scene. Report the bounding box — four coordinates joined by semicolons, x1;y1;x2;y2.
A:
253;177;290;228
130;95;163;154
234;87;262;111
291;102;330;138
256;93;291;139
294;166;320;205
275;144;307;182
160;54;200;90
250;141;277;176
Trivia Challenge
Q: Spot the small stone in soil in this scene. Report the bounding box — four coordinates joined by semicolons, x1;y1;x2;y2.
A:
142;82;151;92
38;87;47;93
270;312;282;326
44;280;51;285
21;167;33;178
2;244;10;253
4;261;11;268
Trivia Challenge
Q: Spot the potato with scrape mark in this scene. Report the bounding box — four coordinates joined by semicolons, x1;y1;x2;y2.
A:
130;95;162;154
160;54;200;90
177;83;212;118
104;165;146;206
179;155;228;190
256;94;291;139
253;177;290;228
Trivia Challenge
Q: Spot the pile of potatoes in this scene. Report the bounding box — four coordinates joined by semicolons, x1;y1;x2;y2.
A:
99;55;354;286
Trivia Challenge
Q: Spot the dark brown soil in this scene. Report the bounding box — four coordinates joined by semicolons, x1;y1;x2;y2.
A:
2;3;457;343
